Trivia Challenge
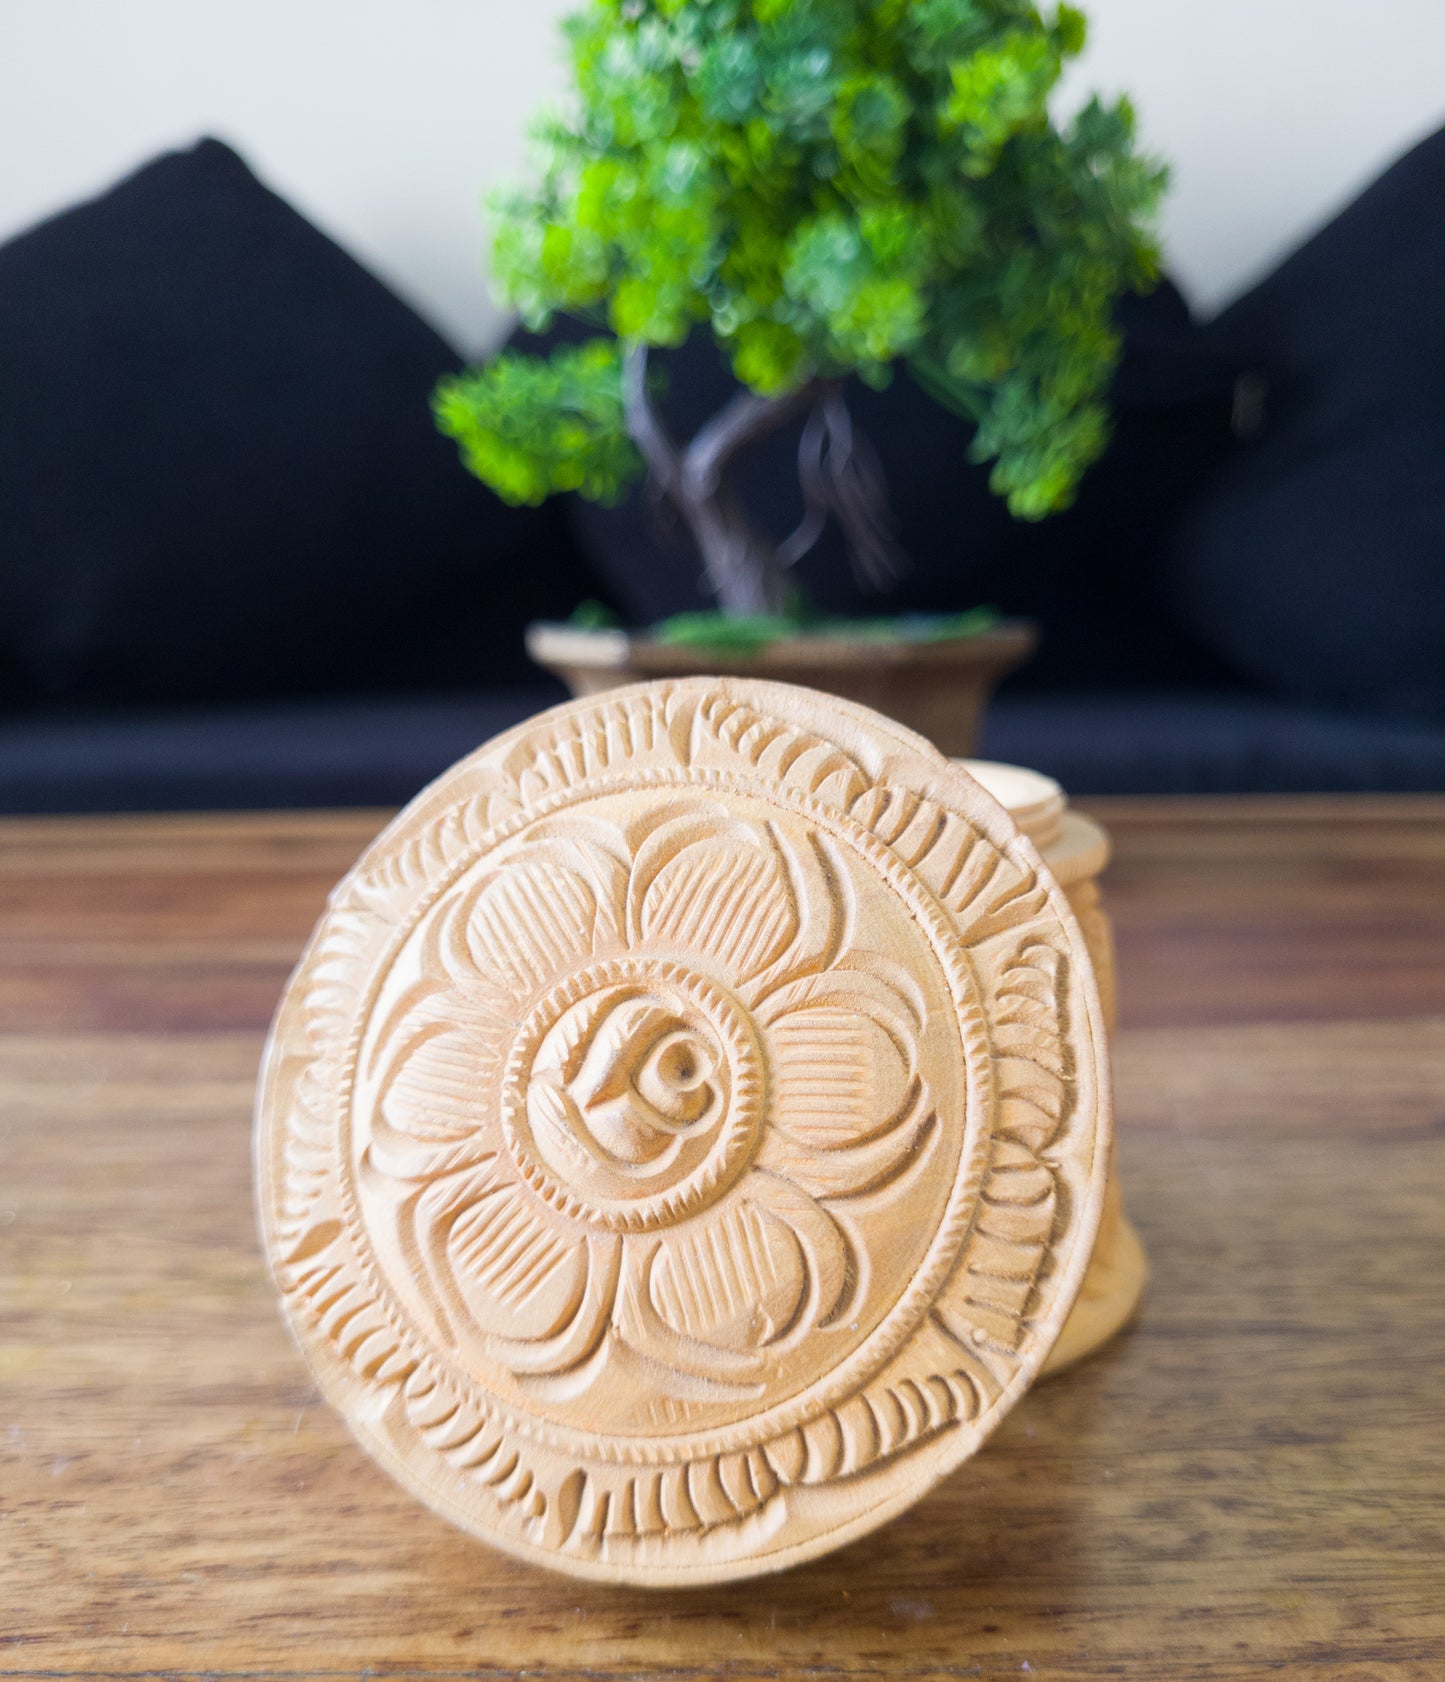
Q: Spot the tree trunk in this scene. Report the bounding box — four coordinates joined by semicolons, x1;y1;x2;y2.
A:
622;345;817;616
675;477;790;615
679;492;785;614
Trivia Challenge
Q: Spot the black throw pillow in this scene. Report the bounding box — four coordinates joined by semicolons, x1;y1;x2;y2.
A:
523;274;1241;690
0;138;600;707
1169;123;1445;718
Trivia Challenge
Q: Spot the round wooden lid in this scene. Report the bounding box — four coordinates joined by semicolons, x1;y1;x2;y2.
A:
255;678;1111;1585
961;759;1111;889
958;758;1067;851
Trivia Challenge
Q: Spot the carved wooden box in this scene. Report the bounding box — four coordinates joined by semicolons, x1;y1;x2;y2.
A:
255;678;1138;1584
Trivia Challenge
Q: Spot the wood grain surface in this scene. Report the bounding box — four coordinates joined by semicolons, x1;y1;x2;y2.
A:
2;798;1442;1679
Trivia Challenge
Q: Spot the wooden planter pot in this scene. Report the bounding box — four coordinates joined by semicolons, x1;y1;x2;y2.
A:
527;618;1037;759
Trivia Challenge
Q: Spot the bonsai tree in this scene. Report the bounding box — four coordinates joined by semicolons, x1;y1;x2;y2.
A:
435;0;1166;618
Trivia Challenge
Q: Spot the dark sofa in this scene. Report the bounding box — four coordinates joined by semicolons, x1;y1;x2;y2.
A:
2;137;1442;812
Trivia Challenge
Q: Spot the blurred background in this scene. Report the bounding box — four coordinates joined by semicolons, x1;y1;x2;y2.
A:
9;0;1443;352
3;0;1444;808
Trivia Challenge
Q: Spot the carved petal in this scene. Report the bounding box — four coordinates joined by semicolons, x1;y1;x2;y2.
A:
757;1106;935;1203
411;1165;605;1370
757;951;923;1036
766;1006;913;1152
650;1198;808;1354
737;827;851;1009
616;1173;854;1389
457;849;613;999
373;1017;502;1181
759;961;920;1147
481;1236;621;1379
448;1186;582;1322
615;1239;772;1387
749;1171;856;1331
629;812;797;985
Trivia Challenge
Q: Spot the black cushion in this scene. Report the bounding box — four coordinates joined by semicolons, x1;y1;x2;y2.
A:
3;685;1441;813
527;276;1241;690
0;138;600;708
0;687;564;814
1170;124;1445;718
980;689;1445;794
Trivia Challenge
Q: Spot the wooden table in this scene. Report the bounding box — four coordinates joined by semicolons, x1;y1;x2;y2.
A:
2;800;1442;1680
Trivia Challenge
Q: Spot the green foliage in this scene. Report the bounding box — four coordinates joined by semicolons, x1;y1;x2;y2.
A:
440;0;1166;521
569;598;623;629
653;603;1000;654
432;339;640;505
655;610;806;655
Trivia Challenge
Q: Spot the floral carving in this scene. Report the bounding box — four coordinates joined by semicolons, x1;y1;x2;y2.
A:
361;802;933;1403
257;678;1112;1583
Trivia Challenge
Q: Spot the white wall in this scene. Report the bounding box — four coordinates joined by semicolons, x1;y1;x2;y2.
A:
1058;0;1445;314
3;0;1443;354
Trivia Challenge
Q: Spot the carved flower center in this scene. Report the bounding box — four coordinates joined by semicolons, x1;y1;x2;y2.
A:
560;1000;723;1166
500;961;765;1232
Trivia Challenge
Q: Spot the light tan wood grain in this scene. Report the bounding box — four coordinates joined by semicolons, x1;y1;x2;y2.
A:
1;798;1442;1675
255;682;1115;1584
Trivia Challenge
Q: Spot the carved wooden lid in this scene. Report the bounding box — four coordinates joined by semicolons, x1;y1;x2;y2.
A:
961;759;1111;888
255;678;1111;1585
959;758;1067;851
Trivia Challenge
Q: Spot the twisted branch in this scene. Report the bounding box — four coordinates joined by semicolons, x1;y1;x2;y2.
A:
622;343;682;497
683;375;821;499
779;386;906;589
621;342;903;613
